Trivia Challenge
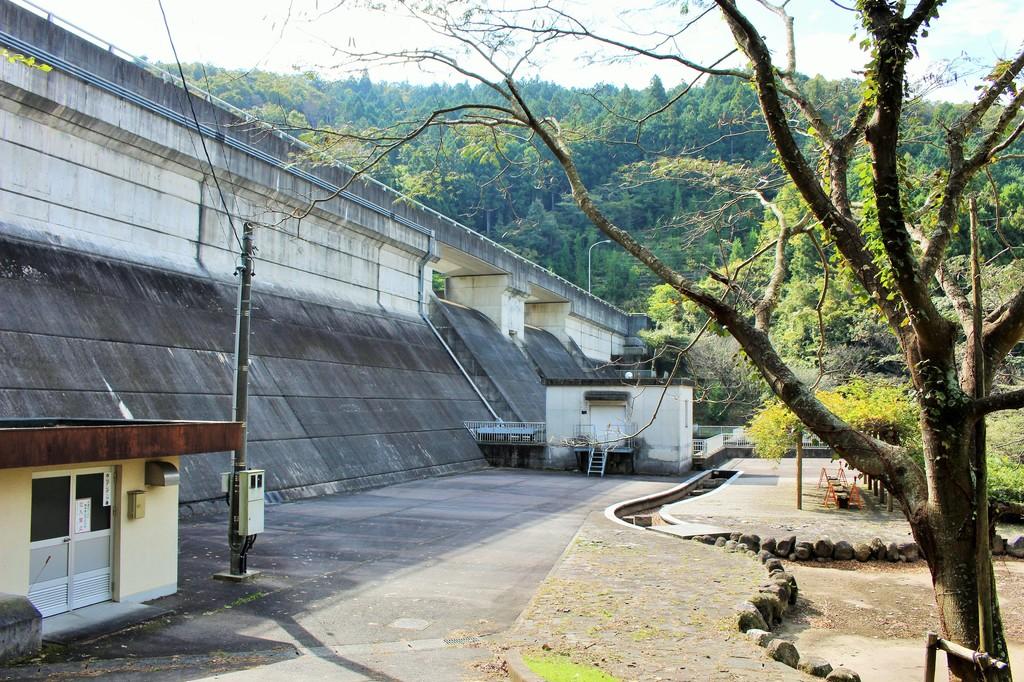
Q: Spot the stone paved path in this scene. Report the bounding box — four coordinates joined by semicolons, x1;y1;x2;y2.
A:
664;458;915;545
502;512;812;681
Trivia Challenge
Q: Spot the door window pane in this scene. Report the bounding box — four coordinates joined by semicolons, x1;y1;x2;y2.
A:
31;477;70;542
75;473;111;533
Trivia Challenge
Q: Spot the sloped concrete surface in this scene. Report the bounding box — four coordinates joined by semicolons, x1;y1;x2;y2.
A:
522;326;616;380
433;301;545;422
0;237;490;506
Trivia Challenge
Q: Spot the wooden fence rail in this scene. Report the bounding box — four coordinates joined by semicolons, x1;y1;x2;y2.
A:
924;631;1008;681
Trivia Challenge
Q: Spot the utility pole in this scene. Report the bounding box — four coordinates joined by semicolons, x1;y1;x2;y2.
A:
795;430;803;511
216;221;257;581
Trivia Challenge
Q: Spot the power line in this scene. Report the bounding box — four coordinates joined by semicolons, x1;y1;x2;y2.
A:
157;0;243;253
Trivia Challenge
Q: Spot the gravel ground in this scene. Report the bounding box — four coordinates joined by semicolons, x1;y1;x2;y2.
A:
498;512;812;682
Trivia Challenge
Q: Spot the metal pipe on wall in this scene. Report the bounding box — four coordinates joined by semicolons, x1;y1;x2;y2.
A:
416;236;500;421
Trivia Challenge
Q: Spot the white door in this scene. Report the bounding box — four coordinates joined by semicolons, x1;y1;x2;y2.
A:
589;404;629;444
29;470;114;617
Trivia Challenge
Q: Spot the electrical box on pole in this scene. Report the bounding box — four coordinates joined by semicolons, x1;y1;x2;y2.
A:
238;469;265;535
220;469;265;536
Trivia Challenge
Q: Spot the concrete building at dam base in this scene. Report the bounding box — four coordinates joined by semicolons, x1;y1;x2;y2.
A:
0;0;694;651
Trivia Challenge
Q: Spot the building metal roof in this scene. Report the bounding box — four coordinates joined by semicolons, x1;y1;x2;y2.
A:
0;419;242;470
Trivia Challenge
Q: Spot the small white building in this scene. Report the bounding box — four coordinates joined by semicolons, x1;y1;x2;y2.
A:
544;378;694;475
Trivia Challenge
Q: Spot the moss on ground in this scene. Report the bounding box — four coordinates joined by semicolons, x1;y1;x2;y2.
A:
523;652;620;681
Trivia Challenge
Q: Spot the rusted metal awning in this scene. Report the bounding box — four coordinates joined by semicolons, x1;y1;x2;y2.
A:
0;419;243;470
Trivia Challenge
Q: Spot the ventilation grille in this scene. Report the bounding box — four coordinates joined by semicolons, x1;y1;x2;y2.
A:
443;636;482;647
29;581;69;618
72;570;112;609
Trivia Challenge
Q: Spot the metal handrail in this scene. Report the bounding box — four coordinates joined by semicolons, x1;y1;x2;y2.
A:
464;421;546;445
692;427;831;458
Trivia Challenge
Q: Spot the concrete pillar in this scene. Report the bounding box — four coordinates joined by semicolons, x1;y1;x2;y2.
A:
525;301;572;344
446;274;527;339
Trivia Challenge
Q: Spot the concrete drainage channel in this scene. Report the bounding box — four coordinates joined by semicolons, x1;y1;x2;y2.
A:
603;469;738;528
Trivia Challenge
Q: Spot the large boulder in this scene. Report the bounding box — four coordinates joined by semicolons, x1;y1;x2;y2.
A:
761;537;777;555
737;601;769;632
715;537;727;548
760;583;789;606
795;541;815;561
767;639;800;668
870;537;887;560
739;533;761;552
853;542;873;562
992;535;1006;556
724;540;739;552
833;540;855;561
749;592;784;626
814;536;835;559
770;572;799;605
799;656;834;678
825;668;862;682
898;542;921;562
886;542;900;562
0;594;41;663
730;531;743;542
765;558;785;574
746;628;772;647
776;535;797;557
1008;536;1024;559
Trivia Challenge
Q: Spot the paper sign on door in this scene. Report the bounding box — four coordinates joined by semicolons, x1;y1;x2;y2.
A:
75;498;91;534
102;472;112;507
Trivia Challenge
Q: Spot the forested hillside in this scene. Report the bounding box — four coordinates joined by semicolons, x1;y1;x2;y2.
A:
179;65;1024;401
178;66;779;302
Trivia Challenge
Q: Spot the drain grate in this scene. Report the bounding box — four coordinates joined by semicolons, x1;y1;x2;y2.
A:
443;636;482;647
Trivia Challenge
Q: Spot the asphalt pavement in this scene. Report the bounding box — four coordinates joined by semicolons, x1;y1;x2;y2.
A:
5;469;675;681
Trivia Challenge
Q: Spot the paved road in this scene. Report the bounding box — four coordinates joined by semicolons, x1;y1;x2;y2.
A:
9;470;675;681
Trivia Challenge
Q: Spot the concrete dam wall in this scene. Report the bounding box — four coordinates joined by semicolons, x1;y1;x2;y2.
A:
0;0;658;508
0;236;491;511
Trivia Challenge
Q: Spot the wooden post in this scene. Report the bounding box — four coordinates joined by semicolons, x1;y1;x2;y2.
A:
887;490;894;513
924;632;938;682
796;431;803;510
970;197;995;656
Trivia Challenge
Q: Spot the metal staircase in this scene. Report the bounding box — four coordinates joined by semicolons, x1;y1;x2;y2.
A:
586;447;607;477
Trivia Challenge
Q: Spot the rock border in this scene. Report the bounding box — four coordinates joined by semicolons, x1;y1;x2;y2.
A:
689;532;863;681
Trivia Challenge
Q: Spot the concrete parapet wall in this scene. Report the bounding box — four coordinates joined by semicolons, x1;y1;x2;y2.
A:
0;0;636;337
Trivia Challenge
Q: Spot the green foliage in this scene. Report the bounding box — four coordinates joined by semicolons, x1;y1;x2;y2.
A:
988;410;1024;504
748;379;920;459
989;454;1024;505
746;399;802;460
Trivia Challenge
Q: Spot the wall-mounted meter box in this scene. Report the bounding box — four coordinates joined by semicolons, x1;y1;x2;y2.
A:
237;469;265;535
127;490;146;519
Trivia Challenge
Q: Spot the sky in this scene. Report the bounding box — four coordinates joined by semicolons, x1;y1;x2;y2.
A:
12;0;1024;103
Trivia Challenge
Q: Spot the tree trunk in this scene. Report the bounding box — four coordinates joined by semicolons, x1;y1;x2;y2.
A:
910;427;1011;682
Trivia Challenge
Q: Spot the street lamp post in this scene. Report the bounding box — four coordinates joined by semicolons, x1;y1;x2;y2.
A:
587;239;612;292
